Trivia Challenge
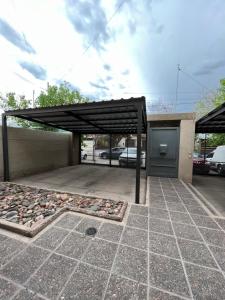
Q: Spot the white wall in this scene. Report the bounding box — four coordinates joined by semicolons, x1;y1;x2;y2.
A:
0;126;75;180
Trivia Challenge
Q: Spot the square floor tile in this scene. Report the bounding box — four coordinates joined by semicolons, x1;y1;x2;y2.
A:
105;275;147;300
26;253;77;299
75;217;102;234
150;188;163;195
165;196;180;203
182;198;200;206
185;263;225;300
56;231;91;260
170;211;193;225
137;284;147;299
129;204;149;216
149;208;170;220
12;288;45;300
54;213;82;230
149;199;167;209
127;214;148;230
104;274;138;300
192;215;220;229
121;226;148;250
210;246;225;272
61;263;109;300
0;246;48;284
149;231;179;259
0;237;26;267
167;202;186;213
179;193;194;199
33;226;68;250
97;222;123;243
185;205;208;216
216;218;225;231
149;253;190;298
199;227;225;248
165;191;178;197
178;238;217;268
173;223;203;241
0;233;8;241
0;277;18;300
113;245;147;283
149;288;184;300
149;217;174;236
82;239;118;270
150;195;165;202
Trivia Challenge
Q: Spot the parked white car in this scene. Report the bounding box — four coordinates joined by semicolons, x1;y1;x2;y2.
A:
119;148;146;168
81;149;88;160
206;145;225;175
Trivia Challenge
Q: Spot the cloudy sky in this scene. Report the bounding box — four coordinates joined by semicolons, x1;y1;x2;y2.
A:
0;0;225;113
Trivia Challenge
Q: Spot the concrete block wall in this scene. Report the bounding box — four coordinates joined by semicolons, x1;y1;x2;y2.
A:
0;126;76;180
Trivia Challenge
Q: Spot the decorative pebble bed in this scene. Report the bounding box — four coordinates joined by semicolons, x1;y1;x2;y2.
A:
0;182;127;236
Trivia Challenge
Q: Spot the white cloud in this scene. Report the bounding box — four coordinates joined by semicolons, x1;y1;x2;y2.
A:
0;0;224;113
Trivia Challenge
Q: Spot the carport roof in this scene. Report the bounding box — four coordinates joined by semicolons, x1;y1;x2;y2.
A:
4;97;147;134
196;102;225;133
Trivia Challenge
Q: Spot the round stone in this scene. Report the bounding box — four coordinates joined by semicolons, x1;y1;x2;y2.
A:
5;211;18;219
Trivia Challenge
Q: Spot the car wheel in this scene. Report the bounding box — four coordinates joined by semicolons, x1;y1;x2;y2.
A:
217;164;225;176
83;154;87;160
217;164;222;175
102;154;108;159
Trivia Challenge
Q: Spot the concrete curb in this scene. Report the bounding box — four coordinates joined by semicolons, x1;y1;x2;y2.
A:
145;176;150;207
187;182;223;218
180;180;213;217
0;182;128;238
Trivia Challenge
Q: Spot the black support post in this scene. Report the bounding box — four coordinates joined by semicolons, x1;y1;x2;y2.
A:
78;133;81;164
203;133;207;162
135;104;142;204
109;134;112;167
2;114;10;181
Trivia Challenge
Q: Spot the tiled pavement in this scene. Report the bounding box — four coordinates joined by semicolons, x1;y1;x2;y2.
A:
1;178;225;299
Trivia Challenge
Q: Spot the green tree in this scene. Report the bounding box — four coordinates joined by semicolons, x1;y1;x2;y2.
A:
37;82;89;107
196;79;225;146
2;82;89;131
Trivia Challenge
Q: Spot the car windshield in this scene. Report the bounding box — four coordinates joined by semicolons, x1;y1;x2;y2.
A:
193;152;202;158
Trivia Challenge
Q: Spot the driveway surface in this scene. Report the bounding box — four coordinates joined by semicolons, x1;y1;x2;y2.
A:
1;177;225;299
14;165;146;204
193;173;225;216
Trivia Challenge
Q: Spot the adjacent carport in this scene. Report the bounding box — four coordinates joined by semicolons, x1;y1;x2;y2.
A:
2;97;147;204
194;102;225;216
196;102;225;133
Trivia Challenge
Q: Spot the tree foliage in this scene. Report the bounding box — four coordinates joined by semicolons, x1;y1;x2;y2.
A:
196;79;225;146
1;82;89;131
37;82;89;107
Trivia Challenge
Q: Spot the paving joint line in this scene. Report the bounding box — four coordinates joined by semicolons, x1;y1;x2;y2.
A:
171;179;225;283
101;209;128;300
56;223;99;300
161;178;194;300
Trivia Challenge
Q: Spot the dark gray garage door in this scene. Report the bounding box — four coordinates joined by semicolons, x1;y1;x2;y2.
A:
147;127;180;177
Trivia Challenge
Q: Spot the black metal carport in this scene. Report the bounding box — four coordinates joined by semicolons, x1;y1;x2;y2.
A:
2;97;146;204
196;102;225;133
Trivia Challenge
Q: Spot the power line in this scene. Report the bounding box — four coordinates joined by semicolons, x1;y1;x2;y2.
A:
179;67;216;94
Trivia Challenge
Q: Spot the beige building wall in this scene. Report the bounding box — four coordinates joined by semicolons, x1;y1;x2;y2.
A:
178;119;196;183
0;126;78;180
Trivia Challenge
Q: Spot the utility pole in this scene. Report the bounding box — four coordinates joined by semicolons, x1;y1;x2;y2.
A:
175;64;181;111
32;90;35;108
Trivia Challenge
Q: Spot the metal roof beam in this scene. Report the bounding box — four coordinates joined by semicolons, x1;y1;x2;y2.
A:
66;111;108;133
